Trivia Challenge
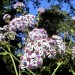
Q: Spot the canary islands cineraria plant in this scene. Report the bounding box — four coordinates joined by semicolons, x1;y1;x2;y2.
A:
1;4;75;75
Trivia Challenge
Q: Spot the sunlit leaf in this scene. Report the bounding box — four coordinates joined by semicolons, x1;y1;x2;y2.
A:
0;52;8;55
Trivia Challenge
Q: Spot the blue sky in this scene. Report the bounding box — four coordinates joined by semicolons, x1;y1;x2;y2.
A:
27;0;75;16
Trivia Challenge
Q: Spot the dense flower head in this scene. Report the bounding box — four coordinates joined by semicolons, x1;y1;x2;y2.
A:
9;18;27;31
28;28;48;41
20;14;35;28
20;52;43;70
13;2;25;9
20;41;43;70
19;38;55;70
9;25;17;31
9;14;35;31
19;35;66;70
35;38;57;58
38;7;45;13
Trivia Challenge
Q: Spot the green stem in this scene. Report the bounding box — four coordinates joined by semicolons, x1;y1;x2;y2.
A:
70;65;75;75
68;37;72;49
10;52;20;63
1;47;20;63
52;62;62;75
6;45;18;75
26;68;36;75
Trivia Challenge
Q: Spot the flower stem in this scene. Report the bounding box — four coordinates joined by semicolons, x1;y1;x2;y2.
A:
70;65;75;75
26;68;36;75
1;47;20;63
52;62;62;75
6;45;18;75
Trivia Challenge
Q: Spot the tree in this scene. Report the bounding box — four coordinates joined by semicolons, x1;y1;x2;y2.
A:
37;5;69;36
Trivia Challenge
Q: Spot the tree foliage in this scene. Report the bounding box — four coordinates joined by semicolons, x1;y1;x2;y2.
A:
38;5;68;36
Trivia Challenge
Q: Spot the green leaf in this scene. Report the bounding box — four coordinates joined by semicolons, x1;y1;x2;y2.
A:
17;43;22;48
70;29;74;34
17;53;22;57
0;52;8;55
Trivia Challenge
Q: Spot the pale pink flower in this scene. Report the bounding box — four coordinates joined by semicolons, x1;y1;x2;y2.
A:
38;7;45;13
13;2;25;9
71;16;75;20
29;28;48;41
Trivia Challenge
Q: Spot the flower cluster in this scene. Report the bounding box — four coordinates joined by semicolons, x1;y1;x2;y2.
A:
28;28;48;41
9;14;35;31
20;14;35;27
20;35;66;70
9;18;25;31
38;7;45;13
13;2;25;9
19;38;55;70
